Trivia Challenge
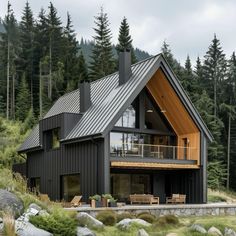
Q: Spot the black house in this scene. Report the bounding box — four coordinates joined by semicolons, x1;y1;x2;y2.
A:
18;52;213;203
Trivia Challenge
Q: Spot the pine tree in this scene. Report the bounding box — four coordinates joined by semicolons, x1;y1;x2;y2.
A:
89;8;115;81
181;55;198;100
116;17;137;63
62;12;81;90
19;1;35;110
15;74;31;121
0;2;19;120
195;56;204;90
47;2;63;99
161;41;183;79
203;34;227;118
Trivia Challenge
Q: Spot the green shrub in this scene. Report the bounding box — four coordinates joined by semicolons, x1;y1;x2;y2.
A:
208;195;226;203
117;212;135;222
89;194;101;201
137;213;156;223
30;208;77;236
96;210;117;226
156;215;179;226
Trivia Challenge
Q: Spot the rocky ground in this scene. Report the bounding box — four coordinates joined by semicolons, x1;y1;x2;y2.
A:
1;189;236;236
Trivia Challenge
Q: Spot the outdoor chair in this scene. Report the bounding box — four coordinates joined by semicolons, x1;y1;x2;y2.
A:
130;194;159;205
62;195;82;207
166;194;186;204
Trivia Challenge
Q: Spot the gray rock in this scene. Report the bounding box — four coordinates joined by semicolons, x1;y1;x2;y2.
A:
77;226;96;236
28;203;42;212
190;224;207;234
208;226;223;236
0;217;2;223
77;212;103;229
166;234;178;236
116;218;151;230
0;189;24;217
16;221;52;236
137;228;149;236
225;228;236;236
38;210;50;217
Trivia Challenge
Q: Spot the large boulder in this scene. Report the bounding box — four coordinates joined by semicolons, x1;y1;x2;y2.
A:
15;222;52;236
137;228;149;236
77;212;104;229
208;226;223;236
0;189;24;217
77;226;96;236
225;228;236;236
116;219;151;230
190;224;207;234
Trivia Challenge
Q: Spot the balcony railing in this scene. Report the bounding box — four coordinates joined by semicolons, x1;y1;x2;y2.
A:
110;142;197;160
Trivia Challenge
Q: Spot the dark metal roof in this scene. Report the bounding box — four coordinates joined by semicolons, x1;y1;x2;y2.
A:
18;124;41;152
19;53;213;152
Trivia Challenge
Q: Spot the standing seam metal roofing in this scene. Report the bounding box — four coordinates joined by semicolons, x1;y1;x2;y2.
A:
18;55;159;152
18;53;213;152
65;55;160;140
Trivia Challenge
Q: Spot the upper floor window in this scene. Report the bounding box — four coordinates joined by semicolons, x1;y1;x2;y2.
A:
52;128;60;149
45;128;60;150
115;99;139;128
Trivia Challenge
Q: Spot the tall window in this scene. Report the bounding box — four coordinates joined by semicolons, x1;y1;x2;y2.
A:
52;128;60;149
61;174;80;201
144;95;170;132
45;128;60;150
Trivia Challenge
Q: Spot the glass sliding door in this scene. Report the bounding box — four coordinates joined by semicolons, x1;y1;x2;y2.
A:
61;174;80;201
111;173;151;201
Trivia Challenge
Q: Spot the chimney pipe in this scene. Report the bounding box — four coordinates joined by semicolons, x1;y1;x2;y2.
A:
79;81;91;113
119;49;132;85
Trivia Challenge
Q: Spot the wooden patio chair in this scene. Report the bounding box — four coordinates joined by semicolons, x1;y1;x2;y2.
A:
62;195;82;208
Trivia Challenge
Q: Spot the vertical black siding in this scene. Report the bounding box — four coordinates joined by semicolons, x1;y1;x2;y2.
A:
27;139;102;202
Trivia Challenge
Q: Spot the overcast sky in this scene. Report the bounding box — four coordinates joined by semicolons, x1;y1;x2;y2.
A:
1;0;236;65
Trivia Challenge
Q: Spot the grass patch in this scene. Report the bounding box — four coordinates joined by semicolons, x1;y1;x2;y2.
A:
208;194;227;203
96;210;117;226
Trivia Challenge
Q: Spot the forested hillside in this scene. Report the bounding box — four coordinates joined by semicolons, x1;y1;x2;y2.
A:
0;2;236;191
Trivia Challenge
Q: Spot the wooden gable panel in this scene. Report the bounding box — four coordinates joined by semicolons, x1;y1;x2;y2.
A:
146;69;199;135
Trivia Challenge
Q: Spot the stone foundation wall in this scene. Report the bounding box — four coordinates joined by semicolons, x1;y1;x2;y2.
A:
75;204;236;217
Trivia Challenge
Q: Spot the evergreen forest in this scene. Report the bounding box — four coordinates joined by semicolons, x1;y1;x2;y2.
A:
0;2;236;192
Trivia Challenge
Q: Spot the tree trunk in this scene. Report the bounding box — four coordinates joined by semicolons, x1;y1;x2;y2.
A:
6;40;10;120
227;113;231;189
48;35;52;100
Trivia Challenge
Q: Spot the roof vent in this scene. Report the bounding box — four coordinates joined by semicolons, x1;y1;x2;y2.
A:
79;81;91;113
119;49;132;85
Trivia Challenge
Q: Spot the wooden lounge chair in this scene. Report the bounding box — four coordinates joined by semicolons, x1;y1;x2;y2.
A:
130;194;159;205
62;195;82;207
166;194;186;204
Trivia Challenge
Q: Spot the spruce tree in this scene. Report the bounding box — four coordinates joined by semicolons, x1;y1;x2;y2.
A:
47;2;63;99
116;17;137;63
89;8;115;81
16;74;31;121
161;41;183;79
62;12;81;90
203;34;227;118
181;55;198;100
19;1;35;110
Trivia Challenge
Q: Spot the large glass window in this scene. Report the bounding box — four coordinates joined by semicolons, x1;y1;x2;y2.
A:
61;174;80;201
111;174;151;201
115;99;139;128
110;132;174;158
144;95;170;132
